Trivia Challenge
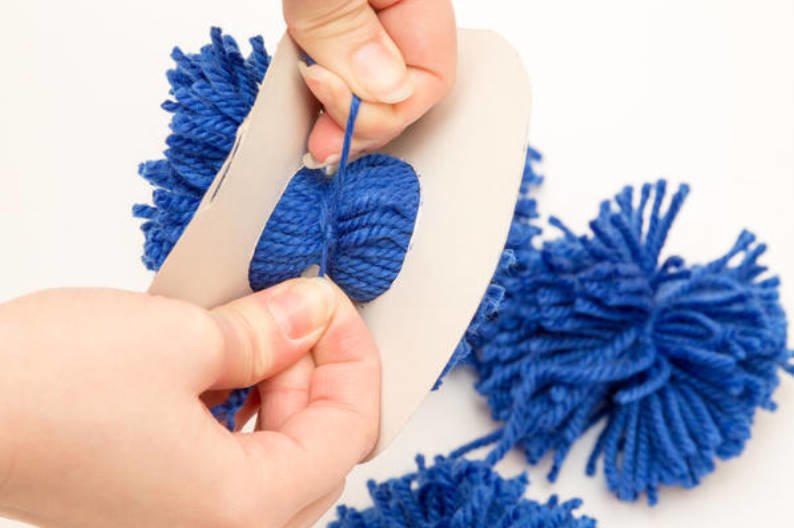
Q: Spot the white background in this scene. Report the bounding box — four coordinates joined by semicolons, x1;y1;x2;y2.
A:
1;0;793;526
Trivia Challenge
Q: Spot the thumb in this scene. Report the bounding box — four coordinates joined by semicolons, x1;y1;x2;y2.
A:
206;278;337;390
283;0;414;104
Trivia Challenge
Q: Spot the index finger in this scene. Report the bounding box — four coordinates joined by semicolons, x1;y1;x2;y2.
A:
235;280;381;511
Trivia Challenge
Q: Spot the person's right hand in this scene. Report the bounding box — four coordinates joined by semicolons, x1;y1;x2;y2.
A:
283;0;457;166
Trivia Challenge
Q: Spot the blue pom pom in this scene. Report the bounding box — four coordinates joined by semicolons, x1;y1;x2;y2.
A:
328;454;597;528
135;28;268;273
468;180;792;504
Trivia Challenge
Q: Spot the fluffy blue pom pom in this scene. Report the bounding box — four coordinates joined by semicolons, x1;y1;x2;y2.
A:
328;454;596;528
467;180;792;504
133;29;270;273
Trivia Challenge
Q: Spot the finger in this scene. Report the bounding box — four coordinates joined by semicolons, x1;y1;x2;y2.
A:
203;278;337;390
235;281;380;508
284;0;413;104
283;481;345;528
257;353;314;431
290;0;457;162
299;62;451;160
303;113;389;167
377;0;457;90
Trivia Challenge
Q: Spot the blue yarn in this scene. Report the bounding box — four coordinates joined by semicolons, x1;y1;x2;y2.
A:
318;94;361;276
328;454;596;528
463;180;792;504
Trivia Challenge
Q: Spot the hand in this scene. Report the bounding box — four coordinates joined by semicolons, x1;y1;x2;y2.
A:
0;278;380;528
284;0;457;165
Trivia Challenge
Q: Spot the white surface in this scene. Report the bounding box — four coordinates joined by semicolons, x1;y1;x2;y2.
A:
0;1;792;526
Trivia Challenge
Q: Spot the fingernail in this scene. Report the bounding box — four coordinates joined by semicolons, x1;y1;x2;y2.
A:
266;278;336;340
298;62;332;101
351;41;414;104
303;152;340;170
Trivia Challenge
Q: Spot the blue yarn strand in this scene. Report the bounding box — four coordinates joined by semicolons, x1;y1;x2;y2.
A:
320;95;361;277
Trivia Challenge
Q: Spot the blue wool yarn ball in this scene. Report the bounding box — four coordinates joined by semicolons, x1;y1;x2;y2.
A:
328;454;596;528
133;28;419;304
467;180;792;504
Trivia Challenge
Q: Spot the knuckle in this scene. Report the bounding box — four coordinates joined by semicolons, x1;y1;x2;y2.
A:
153;297;225;365
183;303;224;349
327;325;365;357
362;117;403;140
226;304;272;381
358;406;380;454
439;67;456;96
287;0;375;42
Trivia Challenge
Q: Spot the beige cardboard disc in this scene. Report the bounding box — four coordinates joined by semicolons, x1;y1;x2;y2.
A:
149;29;531;457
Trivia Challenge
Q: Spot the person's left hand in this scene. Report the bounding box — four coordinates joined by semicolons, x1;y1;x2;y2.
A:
284;0;457;165
0;278;380;528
